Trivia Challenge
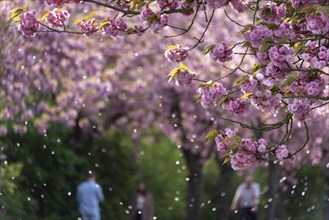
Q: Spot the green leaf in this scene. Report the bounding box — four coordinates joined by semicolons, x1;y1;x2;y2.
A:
260;41;273;53
278;36;290;44
125;28;136;35
168;67;180;82
300;5;315;14
99;20;110;29
137;1;146;9
10;7;25;23
203;44;215;55
242;41;251;48
266;23;278;29
261;8;273;17
231;144;240;154
74;18;84;25
38;11;50;22
293;42;303;49
11;7;24;17
241;92;254;99
316;6;329;14
199;81;214;88
166;45;177;51
195;93;202;103
205;129;219;141
23;3;28;12
146;13;159;22
222;156;230;165
222;136;242;143
239;24;253;34
251;63;262;73
180;63;187;71
281;75;296;88
233;75;249;87
216;95;228;108
293;42;306;56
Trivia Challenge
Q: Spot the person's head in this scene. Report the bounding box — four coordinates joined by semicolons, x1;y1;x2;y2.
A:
87;170;96;181
245;175;253;188
137;181;146;194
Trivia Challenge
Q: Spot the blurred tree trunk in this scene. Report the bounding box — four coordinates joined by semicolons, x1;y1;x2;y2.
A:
266;161;281;220
324;170;329;220
183;149;203;220
215;157;233;220
170;88;204;220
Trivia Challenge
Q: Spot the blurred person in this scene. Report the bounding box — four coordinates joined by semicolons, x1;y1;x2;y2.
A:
129;181;154;220
231;175;260;220
77;171;104;220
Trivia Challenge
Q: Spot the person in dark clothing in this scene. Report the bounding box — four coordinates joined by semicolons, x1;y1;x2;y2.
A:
129;181;154;220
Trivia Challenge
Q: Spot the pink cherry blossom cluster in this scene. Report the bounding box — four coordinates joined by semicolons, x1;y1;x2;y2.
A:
222;97;247;114
206;0;249;12
198;82;227;109
264;60;290;79
251;90;282;112
140;6;168;34
289;71;325;97
290;0;317;9
150;14;168;33
18;10;40;37
230;138;268;170
13;124;28;135
206;0;228;9
165;44;189;63
273;22;295;40
210;42;233;62
80;18;96;37
288;99;311;121
240;78;282;113
301;42;329;69
230;0;249;12
255;50;291;80
306;12;329;35
175;70;196;86
47;8;70;29
157;0;179;10
244;25;273;48
215;128;236;153
275;144;289;160
268;45;293;65
258;2;285;23
0;126;8;136
240;79;260;94
102;18;128;38
46;0;80;6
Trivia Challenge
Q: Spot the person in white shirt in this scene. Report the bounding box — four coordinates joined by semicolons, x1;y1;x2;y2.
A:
231;175;260;220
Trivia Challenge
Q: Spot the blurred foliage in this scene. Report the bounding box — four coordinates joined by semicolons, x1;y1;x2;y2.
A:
139;135;187;219
0;124;137;220
201;159;221;220
0;125;328;220
276;166;326;220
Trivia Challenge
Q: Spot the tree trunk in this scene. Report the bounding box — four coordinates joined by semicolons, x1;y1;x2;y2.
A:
266;161;281;220
323;170;329;220
184;150;203;220
215;157;233;220
169;89;204;220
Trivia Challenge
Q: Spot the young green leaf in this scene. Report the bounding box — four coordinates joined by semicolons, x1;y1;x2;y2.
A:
241;92;254;99
205;129;219;142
